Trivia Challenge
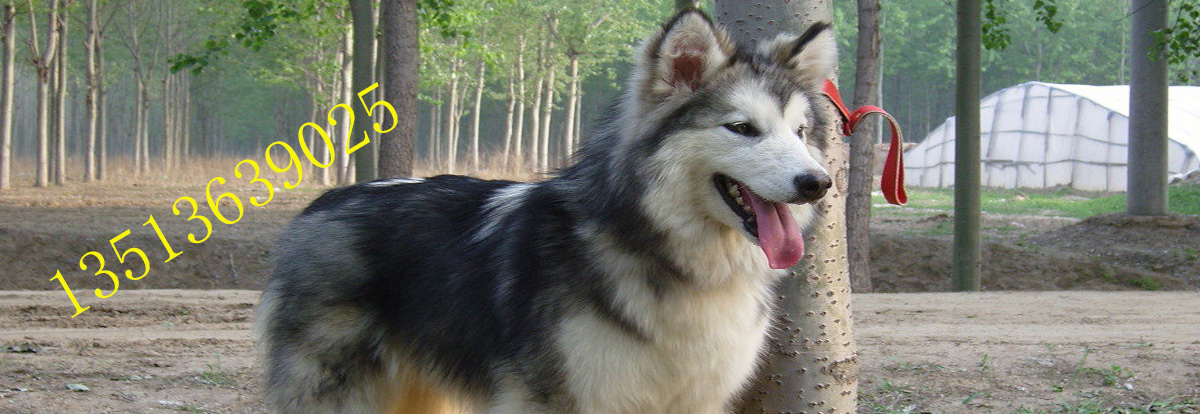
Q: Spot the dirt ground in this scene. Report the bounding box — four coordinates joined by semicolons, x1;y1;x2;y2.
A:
1;181;1199;413
1;290;1196;413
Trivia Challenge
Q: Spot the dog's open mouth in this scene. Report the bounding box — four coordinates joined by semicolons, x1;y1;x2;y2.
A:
713;174;805;269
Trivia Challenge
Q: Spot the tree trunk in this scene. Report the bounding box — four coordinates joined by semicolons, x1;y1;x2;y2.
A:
847;0;881;293
83;0;97;182
562;53;579;166
502;74;516;165
96;21;106;181
53;6;66;185
470;60;485;172
0;4;14;189
337;25;352;184
529;75;542;171
1127;0;1168;215
431;86;441;168
953;0;982;291
514;36;526;168
444;58;460;173
540;66;554;172
32;0;60;187
350;0;376;182
715;2;859;413
377;0;417;178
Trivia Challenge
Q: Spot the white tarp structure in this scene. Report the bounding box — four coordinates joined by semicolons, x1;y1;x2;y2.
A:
904;82;1200;191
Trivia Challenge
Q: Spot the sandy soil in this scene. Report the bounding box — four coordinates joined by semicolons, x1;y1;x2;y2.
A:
2;182;1198;413
1;290;1196;413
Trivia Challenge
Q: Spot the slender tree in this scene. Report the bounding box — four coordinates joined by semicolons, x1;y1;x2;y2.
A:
847;0;881;293
350;0;376;182
469;59;484;171
1127;0;1169;215
714;2;859;413
83;0;97;182
0;3;15;190
953;0;982;291
29;0;59;187
52;0;65;185
378;0;418;178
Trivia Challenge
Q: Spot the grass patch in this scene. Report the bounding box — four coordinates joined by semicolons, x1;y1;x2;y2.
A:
1013;397;1198;413
874;185;1200;218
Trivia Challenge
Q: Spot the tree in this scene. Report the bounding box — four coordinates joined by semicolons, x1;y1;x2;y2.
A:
846;0;880;293
378;0;418;178
1127;0;1169;216
83;0;97;182
28;0;59;188
0;2;15;190
953;0;983;291
714;2;859;413
350;0;376;182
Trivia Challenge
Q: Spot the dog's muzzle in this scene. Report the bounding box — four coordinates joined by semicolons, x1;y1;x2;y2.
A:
790;173;832;204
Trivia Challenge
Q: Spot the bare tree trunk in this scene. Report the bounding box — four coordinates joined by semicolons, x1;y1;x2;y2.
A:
431;86;441;168
53;7;66;185
350;0;376;182
562;53;579;165
338;26;352;184
83;0;97;182
137;79;148;175
502;74;516;165
182;73;191;163
163;74;174;172
377;0;417;178
0;4;14;189
513;36;526;167
31;0;60;187
96;22;106;180
469;60;485;171
1127;0;1168;215
529;75;542;171
953;0;982;291
444;58;460;173
716;2;858;413
539;17;557;171
847;0;880;293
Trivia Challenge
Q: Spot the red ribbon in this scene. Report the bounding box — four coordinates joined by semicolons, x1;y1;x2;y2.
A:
822;79;907;206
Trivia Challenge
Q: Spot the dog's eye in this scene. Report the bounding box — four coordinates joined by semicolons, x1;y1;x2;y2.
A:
723;122;761;137
796;126;806;139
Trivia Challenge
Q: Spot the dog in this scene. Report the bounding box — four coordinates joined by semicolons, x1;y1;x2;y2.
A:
258;8;837;414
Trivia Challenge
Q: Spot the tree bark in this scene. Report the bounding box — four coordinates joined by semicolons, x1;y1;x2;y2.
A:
847;0;881;293
470;60;485;171
0;4;14;189
350;0;376;182
502;74;516;166
444;57;460;173
539;16;557;171
1127;0;1168;215
338;25;353;184
529;75;542;171
715;2;859;413
513;35;526;168
31;0;60;187
53;5;65;185
377;0;417;178
83;0;97;182
953;0;982;291
562;53;579;163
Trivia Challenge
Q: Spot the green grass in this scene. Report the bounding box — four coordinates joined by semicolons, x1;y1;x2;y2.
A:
1012;397;1198;413
875;185;1200;218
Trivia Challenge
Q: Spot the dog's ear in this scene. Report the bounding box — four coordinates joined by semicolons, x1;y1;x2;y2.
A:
763;22;838;87
640;9;733;96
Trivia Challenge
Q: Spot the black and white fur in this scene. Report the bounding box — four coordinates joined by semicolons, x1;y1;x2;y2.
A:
259;9;838;414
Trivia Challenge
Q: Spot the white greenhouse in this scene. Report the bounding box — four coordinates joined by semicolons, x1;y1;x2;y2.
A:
904;82;1200;191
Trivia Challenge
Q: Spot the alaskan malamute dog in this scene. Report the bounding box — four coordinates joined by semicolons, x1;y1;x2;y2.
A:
259;8;836;414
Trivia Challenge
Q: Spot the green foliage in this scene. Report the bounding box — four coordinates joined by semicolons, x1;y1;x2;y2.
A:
983;0;1012;50
1157;0;1200;81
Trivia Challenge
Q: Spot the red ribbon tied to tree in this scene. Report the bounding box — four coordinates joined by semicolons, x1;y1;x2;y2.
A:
822;79;907;205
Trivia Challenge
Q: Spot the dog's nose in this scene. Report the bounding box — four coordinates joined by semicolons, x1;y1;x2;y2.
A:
792;173;832;203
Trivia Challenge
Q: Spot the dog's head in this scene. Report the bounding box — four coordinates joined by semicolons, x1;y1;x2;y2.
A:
629;9;837;270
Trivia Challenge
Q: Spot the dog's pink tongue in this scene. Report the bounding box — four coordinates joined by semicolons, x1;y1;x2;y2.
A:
746;191;805;269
